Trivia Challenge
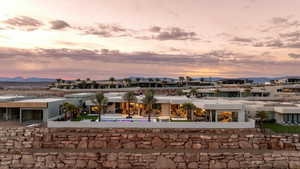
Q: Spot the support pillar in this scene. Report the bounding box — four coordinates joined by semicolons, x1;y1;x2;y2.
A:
19;108;22;123
5;108;8;121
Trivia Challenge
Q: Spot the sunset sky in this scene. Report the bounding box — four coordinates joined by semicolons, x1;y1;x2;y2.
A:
1;0;300;79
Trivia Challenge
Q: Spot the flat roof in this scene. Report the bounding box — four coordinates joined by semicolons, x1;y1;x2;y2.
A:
0;95;27;100
64;93;95;98
16;98;65;103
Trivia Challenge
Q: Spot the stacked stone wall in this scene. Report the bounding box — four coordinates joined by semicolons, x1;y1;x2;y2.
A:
0;127;299;169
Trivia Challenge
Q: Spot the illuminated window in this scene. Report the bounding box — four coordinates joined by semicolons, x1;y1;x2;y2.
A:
217;112;238;122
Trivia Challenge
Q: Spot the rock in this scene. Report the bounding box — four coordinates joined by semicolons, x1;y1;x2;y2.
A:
21;155;34;164
94;141;107;148
118;162;132;169
228;160;240;168
188;162;198;169
78;141;88;148
154;157;176;169
192;143;202;149
103;161;117;168
123;142;136;149
289;161;300;169
239;141;252;149
76;160;87;168
173;156;184;162
274;161;288;168
87;160;98;168
107;153;118;161
152;137;166;149
210;161;227;169
209;142;219;149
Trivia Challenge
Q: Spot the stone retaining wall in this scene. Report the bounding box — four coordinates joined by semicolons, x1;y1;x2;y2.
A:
1;128;300;152
0;150;300;169
0;127;300;169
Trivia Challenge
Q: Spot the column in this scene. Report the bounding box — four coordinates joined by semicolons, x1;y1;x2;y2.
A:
19;108;22;123
5;108;8;121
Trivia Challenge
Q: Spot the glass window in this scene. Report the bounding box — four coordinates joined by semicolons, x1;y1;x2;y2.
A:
217;112;237;122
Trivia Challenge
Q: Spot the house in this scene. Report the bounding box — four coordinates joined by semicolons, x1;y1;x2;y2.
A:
0;97;66;124
85;94;247;123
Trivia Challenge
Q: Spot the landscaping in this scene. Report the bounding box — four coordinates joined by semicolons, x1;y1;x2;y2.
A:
71;115;98;121
263;123;300;133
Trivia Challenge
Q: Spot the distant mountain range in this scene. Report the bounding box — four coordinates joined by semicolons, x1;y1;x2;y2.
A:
0;77;56;82
0;76;299;83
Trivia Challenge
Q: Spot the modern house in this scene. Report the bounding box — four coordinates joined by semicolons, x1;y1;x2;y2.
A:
0;96;65;123
85;93;247;123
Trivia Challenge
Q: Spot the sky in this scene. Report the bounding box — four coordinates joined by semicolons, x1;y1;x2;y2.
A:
1;0;300;79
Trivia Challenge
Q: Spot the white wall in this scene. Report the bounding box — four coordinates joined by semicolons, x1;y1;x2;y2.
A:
48;119;255;128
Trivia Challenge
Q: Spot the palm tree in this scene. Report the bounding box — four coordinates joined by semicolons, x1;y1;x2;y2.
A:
190;88;198;97
62;102;80;120
186;76;192;87
182;102;197;121
109;77;115;88
124;78;132;87
178;77;185;87
122;91;137;118
78;80;87;89
256;111;268;131
91;80;98;89
215;89;221;97
94;93;108;122
142;90;157;122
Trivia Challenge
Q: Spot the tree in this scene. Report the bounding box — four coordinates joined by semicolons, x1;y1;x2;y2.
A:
79;80;87;89
176;89;184;96
215;89;221;97
256;111;268;131
108;77;115;88
62;102;80;120
122;91;137;118
142;90;157;122
178;77;185;87
186;76;192;86
124;78;132;87
182;102;197;121
94;93;108;122
190;88;198;97
243;88;252;97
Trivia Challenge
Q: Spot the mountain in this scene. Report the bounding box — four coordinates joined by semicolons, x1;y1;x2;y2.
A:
0;77;56;82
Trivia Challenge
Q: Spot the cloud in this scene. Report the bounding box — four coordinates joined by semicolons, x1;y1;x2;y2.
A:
139;27;198;41
2;46;300;78
271;17;289;25
149;26;161;32
1;16;43;31
81;24;129;37
49;20;70;30
230;36;254;43
288;53;300;59
154;27;198;41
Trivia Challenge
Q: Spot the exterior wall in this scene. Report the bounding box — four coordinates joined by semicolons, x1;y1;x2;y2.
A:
47;119;256;128
47;100;64;119
161;103;171;116
275;113;283;123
